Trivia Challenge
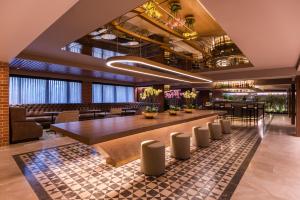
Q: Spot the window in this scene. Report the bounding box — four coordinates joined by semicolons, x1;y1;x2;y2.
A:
92;47;125;59
116;86;127;103
9;76;82;105
69;82;82;103
103;85;115;103
48;79;68;103
92;47;103;58
9;77;47;104
92;83;134;103
67;42;82;53
92;84;103;103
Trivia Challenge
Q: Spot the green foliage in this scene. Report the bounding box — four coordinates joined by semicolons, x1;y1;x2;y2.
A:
145;106;158;113
169;105;181;111
259;95;287;113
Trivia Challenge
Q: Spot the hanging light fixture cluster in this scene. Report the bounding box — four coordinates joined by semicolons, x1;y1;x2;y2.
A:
183;15;198;40
142;1;162;19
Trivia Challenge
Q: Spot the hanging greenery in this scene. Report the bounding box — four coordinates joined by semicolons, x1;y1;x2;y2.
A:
169;0;182;14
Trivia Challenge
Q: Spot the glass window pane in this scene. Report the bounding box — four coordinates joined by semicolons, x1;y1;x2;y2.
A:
10;77;47;104
103;85;115;103
69;82;82;103
127;87;134;102
92;84;103;103
9;77;20;105
68;42;82;53
49;80;68;103
116;86;127;102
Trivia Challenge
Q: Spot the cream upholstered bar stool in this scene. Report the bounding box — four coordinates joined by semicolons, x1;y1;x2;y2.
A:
208;122;223;140
140;140;165;176
170;132;191;160
192;126;210;147
220;119;232;134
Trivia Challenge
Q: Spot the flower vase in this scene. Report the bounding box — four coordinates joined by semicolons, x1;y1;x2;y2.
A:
142;112;158;119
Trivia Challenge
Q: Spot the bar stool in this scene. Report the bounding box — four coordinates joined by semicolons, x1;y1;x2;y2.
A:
141;140;165;176
170;132;190;160
208;122;222;140
247;104;256;123
224;103;234;119
257;103;265;119
192;126;210;147
220;119;232;134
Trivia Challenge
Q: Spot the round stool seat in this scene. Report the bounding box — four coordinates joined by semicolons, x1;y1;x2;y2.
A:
170;132;190;160
140;140;165;176
192;127;210;147
208;122;222;140
220;119;232;134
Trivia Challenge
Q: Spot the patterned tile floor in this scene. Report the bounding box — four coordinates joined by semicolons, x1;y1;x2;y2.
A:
13;120;270;200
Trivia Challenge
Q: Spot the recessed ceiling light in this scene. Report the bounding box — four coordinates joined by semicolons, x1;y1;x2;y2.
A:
92;36;102;40
100;33;117;40
122;41;139;46
89;31;100;36
98;28;108;34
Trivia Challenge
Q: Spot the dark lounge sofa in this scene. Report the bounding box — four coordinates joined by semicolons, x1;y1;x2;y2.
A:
10;102;150;128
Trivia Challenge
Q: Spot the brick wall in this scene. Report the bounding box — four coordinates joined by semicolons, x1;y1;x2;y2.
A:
0;62;9;146
82;81;92;104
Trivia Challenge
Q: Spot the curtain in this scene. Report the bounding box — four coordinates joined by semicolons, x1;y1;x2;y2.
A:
92;47;103;58
92;84;103;103
69;82;82;103
9;77;47;104
48;80;68;103
103;85;115;103
9;77;20;105
92;83;134;103
116;86;127;102
9;76;82;105
127;87;134;102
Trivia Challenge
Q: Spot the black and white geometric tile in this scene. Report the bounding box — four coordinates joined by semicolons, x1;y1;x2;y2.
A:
14;123;267;200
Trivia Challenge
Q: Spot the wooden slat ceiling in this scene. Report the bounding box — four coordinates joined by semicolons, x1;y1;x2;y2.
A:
9;58;152;83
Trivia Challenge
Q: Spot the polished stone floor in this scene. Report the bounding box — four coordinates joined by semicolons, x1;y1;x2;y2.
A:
232;115;300;200
0;115;299;200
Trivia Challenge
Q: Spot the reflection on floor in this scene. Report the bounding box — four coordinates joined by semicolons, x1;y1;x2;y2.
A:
13;121;266;200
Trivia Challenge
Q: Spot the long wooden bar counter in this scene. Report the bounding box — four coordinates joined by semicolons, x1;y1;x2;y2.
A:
51;110;223;166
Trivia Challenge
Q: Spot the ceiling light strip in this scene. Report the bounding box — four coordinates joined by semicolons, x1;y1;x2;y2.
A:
106;61;193;83
106;56;212;83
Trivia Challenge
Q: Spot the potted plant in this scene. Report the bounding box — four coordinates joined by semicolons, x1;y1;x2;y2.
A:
164;89;182;116
139;87;162;119
182;90;197;113
169;105;181;115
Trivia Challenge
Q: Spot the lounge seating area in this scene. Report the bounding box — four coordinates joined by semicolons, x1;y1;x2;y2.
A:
12;102;149;129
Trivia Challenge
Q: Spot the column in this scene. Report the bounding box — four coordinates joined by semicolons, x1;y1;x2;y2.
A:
0;62;9;146
82;81;92;104
295;77;300;136
291;82;295;125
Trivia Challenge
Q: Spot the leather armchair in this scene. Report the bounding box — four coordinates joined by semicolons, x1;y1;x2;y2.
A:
10;107;43;143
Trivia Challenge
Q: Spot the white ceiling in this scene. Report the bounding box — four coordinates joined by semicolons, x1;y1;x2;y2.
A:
0;0;78;62
200;0;300;69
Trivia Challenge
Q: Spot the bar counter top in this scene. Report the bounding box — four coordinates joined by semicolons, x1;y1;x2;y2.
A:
50;110;223;145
